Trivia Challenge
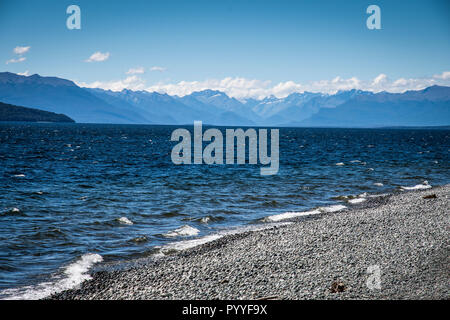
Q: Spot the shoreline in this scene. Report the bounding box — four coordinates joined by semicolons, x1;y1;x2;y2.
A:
50;185;449;300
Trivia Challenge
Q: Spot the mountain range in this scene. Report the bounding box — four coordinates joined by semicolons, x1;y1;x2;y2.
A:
0;72;449;127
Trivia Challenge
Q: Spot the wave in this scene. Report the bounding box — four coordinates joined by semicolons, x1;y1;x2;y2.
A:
158;222;292;255
266;204;347;222
400;181;432;191
265;209;321;222
2;207;23;216
319;204;347;212
200;216;211;224
348;198;366;204
373;182;384;186
165;225;200;237
117;217;133;225
0;253;102;300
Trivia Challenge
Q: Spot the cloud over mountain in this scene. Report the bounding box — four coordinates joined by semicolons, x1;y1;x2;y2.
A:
79;71;450;100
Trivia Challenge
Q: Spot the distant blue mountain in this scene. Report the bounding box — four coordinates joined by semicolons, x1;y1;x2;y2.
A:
0;72;148;124
0;72;449;127
297;86;450;127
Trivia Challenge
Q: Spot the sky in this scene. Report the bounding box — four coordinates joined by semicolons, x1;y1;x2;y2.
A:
0;0;449;98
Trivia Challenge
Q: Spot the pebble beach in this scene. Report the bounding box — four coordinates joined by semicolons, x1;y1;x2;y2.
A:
51;185;449;300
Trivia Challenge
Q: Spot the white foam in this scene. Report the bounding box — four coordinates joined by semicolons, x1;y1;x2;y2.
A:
319;204;347;212
266;204;347;222
335;162;345;166
160;234;222;253
0;253;102;300
118;217;133;225
200;217;211;224
373;182;384;186
265;209;321;222
165;225;200;237
159;223;292;254
401;181;432;191
13;174;25;177
358;192;368;197
348;198;366;204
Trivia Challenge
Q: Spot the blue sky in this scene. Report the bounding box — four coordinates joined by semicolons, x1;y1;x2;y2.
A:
0;0;449;98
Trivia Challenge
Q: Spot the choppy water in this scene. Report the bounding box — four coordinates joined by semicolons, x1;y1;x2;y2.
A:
0;123;449;298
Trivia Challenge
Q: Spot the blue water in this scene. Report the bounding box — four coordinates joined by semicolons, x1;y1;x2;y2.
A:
0;123;449;297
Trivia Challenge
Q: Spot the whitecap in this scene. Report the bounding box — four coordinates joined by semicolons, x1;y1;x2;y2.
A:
200;217;211;224
165;225;200;237
319;204;347;213
159;234;222;254
159;223;291;255
400;181;431;191
265;209;321;222
373;182;384;187
348;198;366;204
358;192;368;197
117;217;133;225
335;162;345;166
0;253;102;300
13;174;25;177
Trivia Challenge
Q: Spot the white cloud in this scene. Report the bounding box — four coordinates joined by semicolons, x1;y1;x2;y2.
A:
126;67;145;74
13;46;31;55
85;52;110;63
433;71;450;80
17;70;30;76
77;75;146;91
150;66;166;72
6;57;26;64
78;71;450;99
372;73;388;85
6;45;31;64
